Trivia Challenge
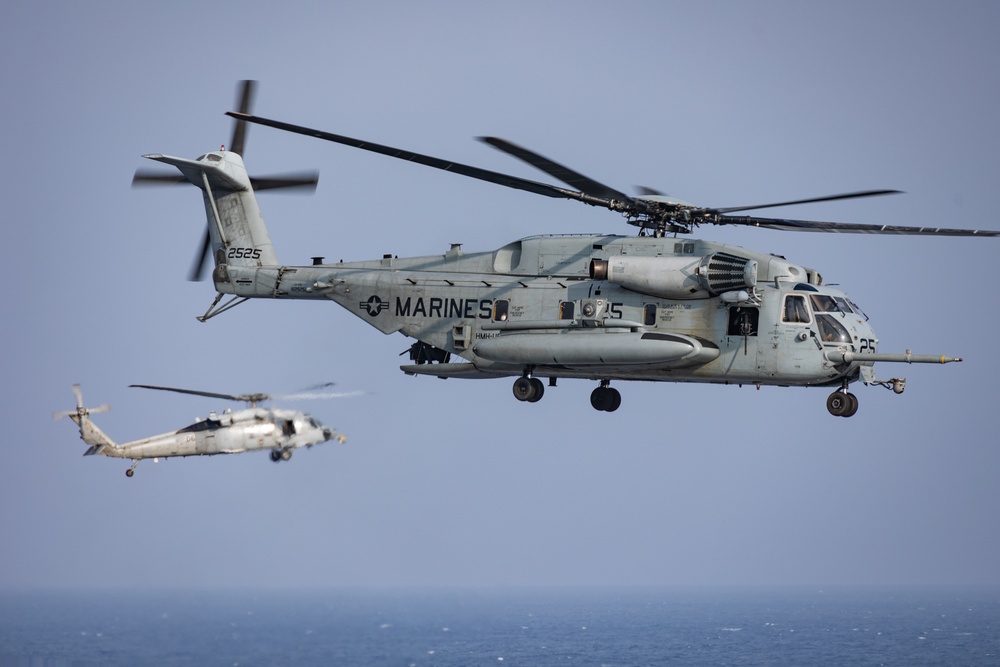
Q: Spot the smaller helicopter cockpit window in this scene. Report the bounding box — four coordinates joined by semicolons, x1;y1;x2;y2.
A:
782;295;811;324
815;314;852;344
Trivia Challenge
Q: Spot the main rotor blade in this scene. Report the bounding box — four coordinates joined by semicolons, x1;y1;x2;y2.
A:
478;137;634;204
703;190;903;215
718;214;1000;236
275;390;365;400
226;112;622;210
130;384;253;403
188;228;212;281
229;80;257;156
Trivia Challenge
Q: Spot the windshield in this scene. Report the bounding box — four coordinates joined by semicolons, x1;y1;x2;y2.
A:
815;314;852;344
810;294;854;315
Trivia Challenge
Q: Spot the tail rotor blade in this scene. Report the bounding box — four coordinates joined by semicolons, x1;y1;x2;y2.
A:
229;80;257;156
132;170;186;187
188;228;212;281
249;171;319;192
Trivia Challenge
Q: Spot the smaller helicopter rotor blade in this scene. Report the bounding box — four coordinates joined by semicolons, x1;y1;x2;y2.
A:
89;404;111;414
131;170;187;187
249;171;319;192
229;80;257;156
72;384;84;409
188;228;212;281
702;190;902;215
227;112;621;209
130;384;245;402
478;137;635;204
275;390;364;401
718;214;1000;236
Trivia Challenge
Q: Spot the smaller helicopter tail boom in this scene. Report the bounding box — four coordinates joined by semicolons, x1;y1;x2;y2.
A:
53;385;118;456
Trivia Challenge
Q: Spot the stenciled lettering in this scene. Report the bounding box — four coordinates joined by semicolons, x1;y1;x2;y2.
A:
396;296;496;319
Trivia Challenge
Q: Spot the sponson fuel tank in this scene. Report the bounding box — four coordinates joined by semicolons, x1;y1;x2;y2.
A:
474;331;719;369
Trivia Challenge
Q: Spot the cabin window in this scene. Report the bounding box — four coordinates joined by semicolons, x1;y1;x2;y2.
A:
493;299;509;321
560;301;575;320
782;295;811;324
727;306;759;336
643;304;657;326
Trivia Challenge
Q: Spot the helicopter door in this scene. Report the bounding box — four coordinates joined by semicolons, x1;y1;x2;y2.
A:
771;293;815;378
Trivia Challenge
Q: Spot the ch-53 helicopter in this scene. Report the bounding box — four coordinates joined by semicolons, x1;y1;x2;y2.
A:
54;383;348;477
133;81;998;417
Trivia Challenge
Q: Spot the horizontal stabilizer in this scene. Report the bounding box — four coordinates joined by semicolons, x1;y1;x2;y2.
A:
142;154;247;192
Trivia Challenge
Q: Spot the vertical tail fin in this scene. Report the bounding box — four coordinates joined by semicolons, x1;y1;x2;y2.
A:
132;82;317;291
53;384;117;455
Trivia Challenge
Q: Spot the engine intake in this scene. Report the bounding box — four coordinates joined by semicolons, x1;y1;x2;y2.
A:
589;252;757;299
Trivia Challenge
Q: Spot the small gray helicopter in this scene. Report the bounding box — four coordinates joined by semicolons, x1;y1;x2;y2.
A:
133;82;998;417
54;384;347;477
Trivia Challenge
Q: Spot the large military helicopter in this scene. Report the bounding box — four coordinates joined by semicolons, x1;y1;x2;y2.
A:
134;82;997;417
54;383;348;477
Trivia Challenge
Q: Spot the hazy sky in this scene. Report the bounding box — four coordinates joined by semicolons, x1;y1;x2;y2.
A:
3;1;999;590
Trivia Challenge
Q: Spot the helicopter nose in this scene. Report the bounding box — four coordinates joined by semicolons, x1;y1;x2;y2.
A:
323;427;333;441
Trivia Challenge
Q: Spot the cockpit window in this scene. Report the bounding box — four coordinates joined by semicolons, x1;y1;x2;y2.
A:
834;297;854;314
847;297;869;321
782;295;811;324
815;314;852;344
809;294;841;313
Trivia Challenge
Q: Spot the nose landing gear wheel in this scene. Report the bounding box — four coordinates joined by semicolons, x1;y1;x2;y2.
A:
827;391;859;417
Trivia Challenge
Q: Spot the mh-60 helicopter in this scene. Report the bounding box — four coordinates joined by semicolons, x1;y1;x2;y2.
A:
133;82;998;417
54;383;347;477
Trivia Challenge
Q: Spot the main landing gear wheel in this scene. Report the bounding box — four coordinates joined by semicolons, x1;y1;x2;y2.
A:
281;449;292;461
590;386;622;412
512;377;545;403
827;391;859;417
270;450;282;462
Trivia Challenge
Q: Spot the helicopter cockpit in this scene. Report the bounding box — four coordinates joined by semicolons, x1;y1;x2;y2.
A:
781;284;870;347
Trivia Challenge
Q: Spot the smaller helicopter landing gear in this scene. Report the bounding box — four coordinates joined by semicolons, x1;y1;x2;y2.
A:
125;460;139;478
591;381;622;412
270;449;282;462
826;389;859;418
281;449;292;461
512;373;545;403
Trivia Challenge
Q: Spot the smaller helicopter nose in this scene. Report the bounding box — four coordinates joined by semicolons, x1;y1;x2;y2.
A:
323;427;333;441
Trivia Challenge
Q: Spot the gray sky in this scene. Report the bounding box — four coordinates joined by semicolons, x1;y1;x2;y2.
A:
3;1;999;589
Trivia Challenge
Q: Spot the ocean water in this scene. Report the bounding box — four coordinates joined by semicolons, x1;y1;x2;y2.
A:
1;587;997;666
